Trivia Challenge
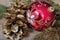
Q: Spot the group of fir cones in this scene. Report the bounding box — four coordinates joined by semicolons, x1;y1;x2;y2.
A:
3;0;36;40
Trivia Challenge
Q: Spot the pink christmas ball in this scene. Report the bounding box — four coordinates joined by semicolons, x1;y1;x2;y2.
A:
26;1;56;31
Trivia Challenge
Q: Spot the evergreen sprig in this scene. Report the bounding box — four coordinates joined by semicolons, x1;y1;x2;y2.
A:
0;4;7;19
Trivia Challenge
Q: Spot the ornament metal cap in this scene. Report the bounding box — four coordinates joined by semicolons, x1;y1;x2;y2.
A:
48;7;54;12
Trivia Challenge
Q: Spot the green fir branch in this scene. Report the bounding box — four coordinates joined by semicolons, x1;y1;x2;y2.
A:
0;4;7;19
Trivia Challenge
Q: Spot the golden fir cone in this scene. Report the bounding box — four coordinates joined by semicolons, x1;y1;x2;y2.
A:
16;20;24;26
3;24;11;35
3;0;30;40
3;19;13;26
6;19;14;25
11;24;19;33
3;13;11;19
20;10;25;14
23;24;29;31
3;28;11;35
11;13;17;20
16;29;23;40
15;9;21;13
7;6;16;13
17;14;24;19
